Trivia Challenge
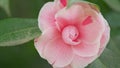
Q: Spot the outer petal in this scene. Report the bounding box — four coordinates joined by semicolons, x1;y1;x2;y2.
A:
43;37;73;67
79;9;105;43
100;16;110;48
54;65;72;68
34;27;60;58
98;20;110;55
77;2;99;12
38;2;62;31
72;41;100;57
70;55;98;68
55;5;84;30
77;2;91;9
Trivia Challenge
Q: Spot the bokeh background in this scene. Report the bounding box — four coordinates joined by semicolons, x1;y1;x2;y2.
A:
0;0;120;68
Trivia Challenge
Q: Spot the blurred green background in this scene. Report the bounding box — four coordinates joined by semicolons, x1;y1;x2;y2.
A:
0;0;120;68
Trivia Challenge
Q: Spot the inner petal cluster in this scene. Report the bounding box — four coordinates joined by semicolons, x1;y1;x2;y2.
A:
62;25;81;45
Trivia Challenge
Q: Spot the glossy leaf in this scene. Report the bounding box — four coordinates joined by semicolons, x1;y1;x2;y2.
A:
104;0;120;12
0;0;11;16
105;12;120;28
86;59;106;68
0;18;41;46
0;41;52;68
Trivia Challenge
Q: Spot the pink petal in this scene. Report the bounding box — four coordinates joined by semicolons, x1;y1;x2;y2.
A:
55;5;84;30
43;37;73;67
38;2;62;31
62;25;81;45
70;55;98;68
72;41;100;57
54;65;72;68
77;2;91;9
100;15;110;49
77;2;99;12
60;0;67;6
82;16;92;25
79;9;105;43
34;27;60;58
99;19;110;55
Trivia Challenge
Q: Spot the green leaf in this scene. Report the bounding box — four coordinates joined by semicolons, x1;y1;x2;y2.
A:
104;0;120;12
10;0;50;18
85;0;111;15
0;18;41;46
86;59;106;68
105;12;120;28
0;41;52;68
0;0;11;16
0;7;8;19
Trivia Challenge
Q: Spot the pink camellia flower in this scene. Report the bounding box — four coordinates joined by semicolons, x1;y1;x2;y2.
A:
34;0;110;68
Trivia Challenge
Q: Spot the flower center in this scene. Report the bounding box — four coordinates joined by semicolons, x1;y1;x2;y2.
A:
62;25;81;45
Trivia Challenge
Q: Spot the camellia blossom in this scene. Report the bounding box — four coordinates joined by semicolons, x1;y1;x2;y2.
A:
34;0;110;68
